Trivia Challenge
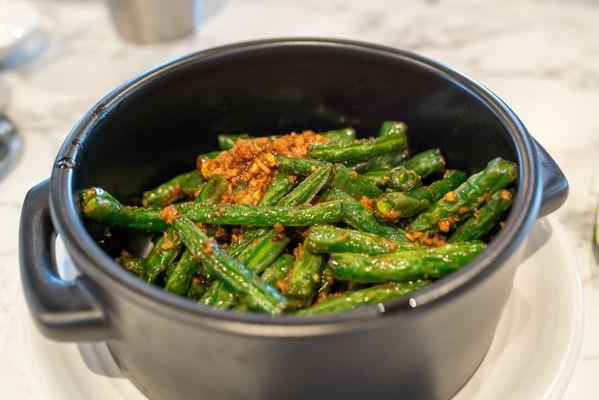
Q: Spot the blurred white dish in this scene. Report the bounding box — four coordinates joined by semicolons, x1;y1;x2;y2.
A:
16;217;582;399
454;217;583;399
0;0;39;62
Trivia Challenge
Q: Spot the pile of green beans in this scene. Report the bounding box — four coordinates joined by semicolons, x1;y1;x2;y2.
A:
80;122;517;315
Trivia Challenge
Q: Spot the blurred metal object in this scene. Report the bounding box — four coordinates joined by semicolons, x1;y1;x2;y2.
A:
0;114;19;180
106;0;198;44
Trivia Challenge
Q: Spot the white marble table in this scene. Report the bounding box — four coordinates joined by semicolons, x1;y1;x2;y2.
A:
1;0;597;398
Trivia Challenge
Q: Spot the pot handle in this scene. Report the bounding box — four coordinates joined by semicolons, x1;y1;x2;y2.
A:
534;139;569;218
19;180;111;342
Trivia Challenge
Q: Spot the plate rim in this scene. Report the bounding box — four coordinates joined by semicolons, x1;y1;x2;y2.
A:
537;216;584;399
454;215;584;399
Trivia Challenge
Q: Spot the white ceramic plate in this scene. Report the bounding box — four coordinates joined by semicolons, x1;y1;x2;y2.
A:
0;0;39;62
16;216;583;400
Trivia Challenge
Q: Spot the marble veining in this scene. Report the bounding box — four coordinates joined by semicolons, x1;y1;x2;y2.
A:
0;0;598;398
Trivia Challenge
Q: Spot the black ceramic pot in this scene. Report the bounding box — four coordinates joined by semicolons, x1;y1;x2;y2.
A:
19;39;568;400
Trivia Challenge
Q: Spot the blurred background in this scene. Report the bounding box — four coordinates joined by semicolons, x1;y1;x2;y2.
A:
0;0;597;398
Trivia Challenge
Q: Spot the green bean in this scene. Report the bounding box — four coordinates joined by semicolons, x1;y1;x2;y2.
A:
144;229;182;283
319;127;356;143
305;225;418;256
316;187;333;203
200;282;237;308
389;166;421;191
115;256;146;276
329;189;409;242
276;156;377;177
260;254;295;287
375;169;467;220
450;189;514;242
191;174;228;252
259;172;296;207
233;303;250;312
276;156;328;176
299;280;430;315
227;242;250;259
399;149;445;178
344;160;372;173
308;133;408;163
285;243;324;305
217;133;250;150
277;164;333;206
316;265;335;298
329;242;486;283
178;201;344;227
81;188;168;231
197;151;221;163
164;250;197;295
141;170;204;207
367;121;409;170
329;164;384;200
186;275;211;300
236;230;291;275
362;166;421;191
361;170;390;186
196;174;228;203
379;121;407;137
81;188;343;229
201;230;291;308
169;214;287;314
409;158;517;232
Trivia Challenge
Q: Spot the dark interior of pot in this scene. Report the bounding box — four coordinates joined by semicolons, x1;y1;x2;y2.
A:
71;42;519;257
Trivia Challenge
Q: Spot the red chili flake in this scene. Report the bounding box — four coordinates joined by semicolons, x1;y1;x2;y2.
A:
161;239;176;250
406;231;423;242
359;196;375;211
443;191;457;202
293;244;304;257
430;234;448;247
501;190;512;201
196;223;209;234
171;183;182;196
381;209;401;224
203;239;216;255
214;226;227;239
385;240;399;252
160;205;179;224
276;269;294;294
437;217;460;233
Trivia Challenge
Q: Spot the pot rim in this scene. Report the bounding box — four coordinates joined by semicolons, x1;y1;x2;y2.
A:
49;38;540;334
